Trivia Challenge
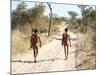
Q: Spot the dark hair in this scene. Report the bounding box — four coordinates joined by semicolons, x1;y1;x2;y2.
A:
65;28;68;32
34;29;38;33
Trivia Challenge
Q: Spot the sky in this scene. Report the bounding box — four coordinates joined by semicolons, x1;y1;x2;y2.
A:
11;1;82;18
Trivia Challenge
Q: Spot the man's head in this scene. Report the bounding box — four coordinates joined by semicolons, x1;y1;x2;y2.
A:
34;29;38;33
65;28;68;32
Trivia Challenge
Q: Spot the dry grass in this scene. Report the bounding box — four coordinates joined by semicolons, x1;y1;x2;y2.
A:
11;30;55;58
40;33;54;45
76;33;96;70
11;30;30;56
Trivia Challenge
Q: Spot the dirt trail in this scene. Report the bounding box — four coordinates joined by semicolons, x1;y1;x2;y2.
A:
12;24;78;74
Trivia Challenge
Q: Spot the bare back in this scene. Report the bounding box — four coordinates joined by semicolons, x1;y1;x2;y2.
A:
62;33;69;46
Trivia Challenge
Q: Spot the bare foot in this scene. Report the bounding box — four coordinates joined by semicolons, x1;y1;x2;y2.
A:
65;56;68;60
34;59;36;63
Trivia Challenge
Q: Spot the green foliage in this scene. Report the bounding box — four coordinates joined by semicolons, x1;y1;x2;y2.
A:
68;6;96;33
11;2;28;29
77;5;96;49
29;3;45;27
67;5;96;49
79;6;96;33
11;2;66;34
11;2;46;33
68;11;78;20
67;11;78;30
52;17;67;25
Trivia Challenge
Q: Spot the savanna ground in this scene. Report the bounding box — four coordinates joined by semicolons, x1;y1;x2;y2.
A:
11;23;96;75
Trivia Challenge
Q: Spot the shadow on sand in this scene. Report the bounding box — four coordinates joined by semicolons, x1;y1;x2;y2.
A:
12;58;65;63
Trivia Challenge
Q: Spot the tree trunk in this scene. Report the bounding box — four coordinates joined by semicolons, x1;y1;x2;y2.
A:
47;3;52;37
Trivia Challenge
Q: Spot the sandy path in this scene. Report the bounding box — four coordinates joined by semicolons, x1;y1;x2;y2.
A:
12;25;78;75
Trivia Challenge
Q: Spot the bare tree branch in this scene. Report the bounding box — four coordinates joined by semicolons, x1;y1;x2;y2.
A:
47;2;52;37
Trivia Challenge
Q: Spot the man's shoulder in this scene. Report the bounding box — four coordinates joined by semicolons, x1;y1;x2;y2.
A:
32;33;37;35
32;34;38;37
63;33;65;35
63;33;68;35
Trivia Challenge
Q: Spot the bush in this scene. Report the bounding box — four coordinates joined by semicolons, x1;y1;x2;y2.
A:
12;31;30;56
51;26;59;34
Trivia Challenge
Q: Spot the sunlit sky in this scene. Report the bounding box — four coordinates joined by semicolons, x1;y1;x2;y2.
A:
12;1;82;18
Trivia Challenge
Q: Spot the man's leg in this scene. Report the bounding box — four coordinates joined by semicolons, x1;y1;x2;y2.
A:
66;44;68;58
33;47;36;63
35;46;38;57
34;45;39;63
64;45;67;59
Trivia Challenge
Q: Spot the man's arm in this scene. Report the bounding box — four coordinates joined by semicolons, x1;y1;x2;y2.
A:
38;37;42;47
30;35;32;48
69;35;71;47
61;33;64;45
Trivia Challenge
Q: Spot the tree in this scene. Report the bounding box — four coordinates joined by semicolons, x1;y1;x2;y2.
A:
11;2;27;29
11;2;46;33
67;11;78;29
68;11;78;20
77;5;96;48
29;3;45;29
77;5;87;19
77;5;96;32
47;3;53;37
